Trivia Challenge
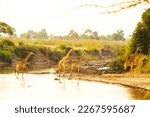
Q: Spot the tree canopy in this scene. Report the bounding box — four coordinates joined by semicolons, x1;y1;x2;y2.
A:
68;30;79;39
112;29;125;41
130;8;150;54
20;29;48;39
0;22;15;36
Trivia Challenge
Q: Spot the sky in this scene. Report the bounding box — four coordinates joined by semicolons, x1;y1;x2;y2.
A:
0;0;148;37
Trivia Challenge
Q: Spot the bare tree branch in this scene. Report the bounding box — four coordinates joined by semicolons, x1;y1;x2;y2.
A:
79;0;150;14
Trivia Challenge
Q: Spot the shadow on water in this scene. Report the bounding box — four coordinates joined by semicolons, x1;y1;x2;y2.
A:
0;65;150;100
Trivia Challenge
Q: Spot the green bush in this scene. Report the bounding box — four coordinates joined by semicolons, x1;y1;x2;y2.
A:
58;43;67;50
0;50;12;62
50;48;65;63
134;56;150;73
2;39;15;46
109;57;125;73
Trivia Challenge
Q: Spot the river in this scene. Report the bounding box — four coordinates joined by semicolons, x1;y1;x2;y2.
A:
0;65;149;100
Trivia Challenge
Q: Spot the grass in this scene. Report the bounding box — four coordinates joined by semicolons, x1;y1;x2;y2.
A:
31;38;126;49
0;38;127;57
0;37;150;73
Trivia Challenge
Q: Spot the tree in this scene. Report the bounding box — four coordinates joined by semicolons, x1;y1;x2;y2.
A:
68;30;79;39
38;29;48;39
20;29;49;39
104;34;113;40
84;29;92;37
79;0;150;14
20;33;28;39
98;29;125;41
112;29;125;41
130;8;150;54
20;30;38;39
91;31;99;39
81;29;93;39
0;22;15;36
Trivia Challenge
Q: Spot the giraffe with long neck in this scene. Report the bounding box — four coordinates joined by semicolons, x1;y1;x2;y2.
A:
15;52;34;78
58;49;73;82
69;50;86;78
69;57;82;78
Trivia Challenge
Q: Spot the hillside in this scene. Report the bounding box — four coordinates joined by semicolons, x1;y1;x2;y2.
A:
1;38;150;74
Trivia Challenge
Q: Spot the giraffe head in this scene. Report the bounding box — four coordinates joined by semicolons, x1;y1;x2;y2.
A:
29;52;34;56
135;47;142;54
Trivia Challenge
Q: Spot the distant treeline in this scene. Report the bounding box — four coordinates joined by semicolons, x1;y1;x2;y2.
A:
19;28;126;41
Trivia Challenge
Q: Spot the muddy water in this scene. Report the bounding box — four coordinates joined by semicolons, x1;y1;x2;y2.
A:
0;65;150;100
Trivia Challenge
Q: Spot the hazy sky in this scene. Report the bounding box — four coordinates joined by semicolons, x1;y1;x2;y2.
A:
0;0;148;37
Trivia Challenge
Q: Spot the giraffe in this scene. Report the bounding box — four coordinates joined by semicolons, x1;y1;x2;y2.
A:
15;52;34;78
68;49;87;79
124;47;142;71
57;49;73;82
69;57;82;78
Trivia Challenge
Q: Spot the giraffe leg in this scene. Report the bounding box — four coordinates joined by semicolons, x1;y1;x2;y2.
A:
69;63;74;79
16;70;19;79
15;64;20;79
17;69;20;79
24;66;28;78
22;67;25;79
77;64;80;76
61;62;66;83
124;62;127;71
58;65;62;83
131;62;133;71
15;68;17;77
63;62;66;77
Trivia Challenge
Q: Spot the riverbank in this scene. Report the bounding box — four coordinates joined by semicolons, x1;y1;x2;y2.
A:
75;73;150;91
0;63;150;91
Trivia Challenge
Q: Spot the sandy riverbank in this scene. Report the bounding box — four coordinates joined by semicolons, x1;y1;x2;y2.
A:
73;73;150;91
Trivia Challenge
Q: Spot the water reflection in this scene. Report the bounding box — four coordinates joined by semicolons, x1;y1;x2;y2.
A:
0;64;51;74
0;66;150;100
0;64;13;74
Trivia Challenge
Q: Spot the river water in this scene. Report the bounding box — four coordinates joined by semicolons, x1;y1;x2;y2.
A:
0;65;150;100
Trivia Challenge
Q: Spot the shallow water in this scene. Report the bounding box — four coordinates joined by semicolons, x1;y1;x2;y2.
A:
0;66;150;100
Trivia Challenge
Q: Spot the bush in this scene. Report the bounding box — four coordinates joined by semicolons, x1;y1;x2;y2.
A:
109;57;125;73
0;50;12;62
50;48;65;63
134;56;150;73
2;39;15;46
58;43;67;50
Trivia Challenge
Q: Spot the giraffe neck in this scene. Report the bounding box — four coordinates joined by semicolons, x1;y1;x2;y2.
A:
135;47;141;54
65;49;72;60
135;49;138;54
24;53;32;63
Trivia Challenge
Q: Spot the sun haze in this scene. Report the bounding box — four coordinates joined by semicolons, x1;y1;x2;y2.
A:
0;0;147;37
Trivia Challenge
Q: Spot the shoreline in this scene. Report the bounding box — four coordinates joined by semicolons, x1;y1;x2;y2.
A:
0;64;150;91
76;73;150;91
